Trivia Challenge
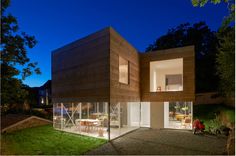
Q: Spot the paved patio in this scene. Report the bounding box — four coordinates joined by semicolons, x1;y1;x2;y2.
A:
86;128;228;155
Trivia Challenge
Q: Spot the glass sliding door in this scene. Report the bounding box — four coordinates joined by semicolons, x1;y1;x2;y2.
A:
110;102;140;139
128;102;140;127
164;101;192;129
53;103;63;129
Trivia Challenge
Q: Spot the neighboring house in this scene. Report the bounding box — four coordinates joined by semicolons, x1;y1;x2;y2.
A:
52;27;195;140
38;80;52;106
31;80;52;106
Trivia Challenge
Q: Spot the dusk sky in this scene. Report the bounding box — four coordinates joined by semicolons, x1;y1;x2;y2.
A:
7;0;229;87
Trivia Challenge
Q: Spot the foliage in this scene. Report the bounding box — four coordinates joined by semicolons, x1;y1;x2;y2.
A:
192;0;235;96
193;104;235;132
191;0;235;27
191;0;228;7
216;27;235;96
30;108;53;120
1;125;106;155
146;22;219;93
1;0;41;111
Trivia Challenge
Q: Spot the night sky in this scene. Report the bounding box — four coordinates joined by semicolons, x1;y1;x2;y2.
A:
7;0;229;87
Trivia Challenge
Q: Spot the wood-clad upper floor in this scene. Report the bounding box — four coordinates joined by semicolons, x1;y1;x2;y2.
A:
52;27;195;103
52;27;110;103
109;28;140;103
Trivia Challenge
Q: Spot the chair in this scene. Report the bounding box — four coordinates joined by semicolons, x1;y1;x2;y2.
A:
80;121;87;132
182;117;191;128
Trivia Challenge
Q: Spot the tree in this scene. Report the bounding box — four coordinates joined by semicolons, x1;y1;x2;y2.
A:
216;27;235;96
1;0;41;112
191;0;235;27
191;0;235;96
146;22;219;93
192;0;229;7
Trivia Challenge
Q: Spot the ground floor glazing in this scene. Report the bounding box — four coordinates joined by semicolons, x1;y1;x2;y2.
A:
53;101;193;140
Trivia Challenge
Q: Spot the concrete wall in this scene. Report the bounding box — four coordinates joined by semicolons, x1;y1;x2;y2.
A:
2;116;52;133
195;92;224;105
150;102;164;129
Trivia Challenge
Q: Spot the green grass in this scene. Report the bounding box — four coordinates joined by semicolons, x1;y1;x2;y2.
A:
193;104;235;131
1;125;107;155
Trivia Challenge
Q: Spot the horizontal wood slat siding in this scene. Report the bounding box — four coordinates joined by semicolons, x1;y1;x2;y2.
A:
52;27;195;104
52;28;110;103
109;28;140;103
140;46;195;102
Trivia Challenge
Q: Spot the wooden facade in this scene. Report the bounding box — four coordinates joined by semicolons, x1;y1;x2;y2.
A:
140;46;195;102
52;27;195;103
52;28;110;103
109;28;140;103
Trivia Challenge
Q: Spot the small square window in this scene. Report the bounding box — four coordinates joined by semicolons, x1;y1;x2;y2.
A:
119;56;129;84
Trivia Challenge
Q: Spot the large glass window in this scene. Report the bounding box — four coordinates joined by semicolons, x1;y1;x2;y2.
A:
164;101;192;129
53;102;140;140
110;102;140;139
119;56;129;84
53;102;108;139
150;58;183;92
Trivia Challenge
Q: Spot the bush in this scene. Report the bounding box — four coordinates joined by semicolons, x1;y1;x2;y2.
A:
31;109;53;120
194;104;235;134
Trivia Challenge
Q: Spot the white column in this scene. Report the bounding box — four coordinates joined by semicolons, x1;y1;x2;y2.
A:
164;102;169;128
87;103;89;118
79;103;82;119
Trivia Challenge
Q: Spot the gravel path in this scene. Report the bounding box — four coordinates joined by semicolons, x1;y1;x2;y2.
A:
86;128;227;155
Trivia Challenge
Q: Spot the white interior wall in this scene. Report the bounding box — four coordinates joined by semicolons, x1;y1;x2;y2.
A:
150;62;155;91
164;102;169;128
150;58;183;92
156;68;182;91
141;102;150;127
128;102;140;127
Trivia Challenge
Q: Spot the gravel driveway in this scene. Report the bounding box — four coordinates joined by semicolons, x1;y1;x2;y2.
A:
86;128;227;155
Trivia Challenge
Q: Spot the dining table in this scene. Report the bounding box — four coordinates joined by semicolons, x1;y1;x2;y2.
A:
75;119;100;133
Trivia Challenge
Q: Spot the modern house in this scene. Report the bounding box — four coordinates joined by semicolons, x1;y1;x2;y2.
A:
52;27;195;140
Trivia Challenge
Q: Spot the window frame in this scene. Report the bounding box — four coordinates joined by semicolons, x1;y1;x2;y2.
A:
149;58;183;92
118;56;129;85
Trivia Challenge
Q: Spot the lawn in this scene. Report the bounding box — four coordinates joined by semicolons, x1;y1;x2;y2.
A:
193;104;235;132
1;125;107;155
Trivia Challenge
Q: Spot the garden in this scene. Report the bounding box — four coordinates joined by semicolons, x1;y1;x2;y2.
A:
1;125;107;155
193;104;235;135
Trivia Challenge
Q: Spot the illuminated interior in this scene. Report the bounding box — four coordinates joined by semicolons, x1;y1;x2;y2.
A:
53;102;140;140
119;56;129;84
150;58;183;92
164;101;192;129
